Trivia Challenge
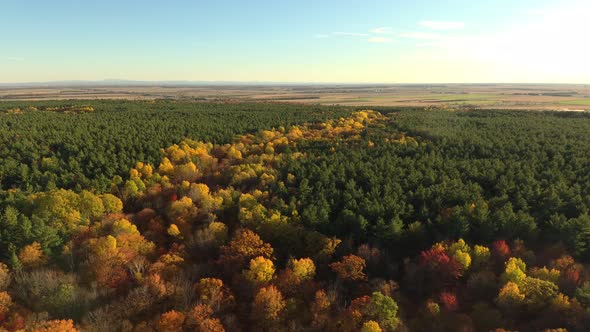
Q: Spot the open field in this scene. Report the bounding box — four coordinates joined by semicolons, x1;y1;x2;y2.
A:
1;83;589;110
563;99;590;106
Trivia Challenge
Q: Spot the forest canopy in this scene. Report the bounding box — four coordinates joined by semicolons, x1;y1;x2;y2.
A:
0;100;350;193
1;101;590;331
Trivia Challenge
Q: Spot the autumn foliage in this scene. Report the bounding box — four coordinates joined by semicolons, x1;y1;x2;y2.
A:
330;254;367;281
2;109;590;331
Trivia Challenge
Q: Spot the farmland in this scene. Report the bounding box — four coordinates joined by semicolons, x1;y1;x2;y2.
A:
1;83;589;110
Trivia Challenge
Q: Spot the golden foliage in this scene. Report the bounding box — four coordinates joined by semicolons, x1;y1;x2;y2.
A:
167;224;181;237
501;257;527;284
186;304;225;332
310;289;332;329
0;263;10;291
18;242;46;268
112;218;140;236
157;310;185;332
218;229;273;267
289;257;316;280
31;319;79;332
361;320;382;332
497;282;525;308
472;245;491;267
530;267;561;284
251;285;285;322
244;256;275;284
0;291;12;320
101;193;123;213
330;255;367;281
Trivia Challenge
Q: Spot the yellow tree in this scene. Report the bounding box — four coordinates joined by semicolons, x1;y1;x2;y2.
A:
101;194;123;214
453;251;472;271
111;218;139;236
30;189;84;234
251;285;285;324
175;161;199;182
78;190;105;220
501;257;527;284
83;235;129;288
361;321;382;332
447;239;471;272
165;144;187;163
167;197;198;233
226;145;243;160
188;183;219;213
530;267;560;283
497;282;525;309
289;257;316;280
158;157;175;175
207;222;228;246
167;224;181;237
18;242;46;268
244;256;275;284
471;245;491;268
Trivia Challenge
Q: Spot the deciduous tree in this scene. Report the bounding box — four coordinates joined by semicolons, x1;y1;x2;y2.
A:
251;285;285;324
157;310;185;332
330;255;367;281
244;256;275;284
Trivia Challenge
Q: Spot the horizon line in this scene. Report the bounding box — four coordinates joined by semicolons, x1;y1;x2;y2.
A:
1;79;589;87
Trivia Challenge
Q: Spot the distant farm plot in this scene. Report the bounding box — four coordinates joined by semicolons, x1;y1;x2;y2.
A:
421;93;504;100
561;99;590;106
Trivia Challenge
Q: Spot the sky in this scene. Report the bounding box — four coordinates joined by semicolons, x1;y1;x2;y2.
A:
1;0;589;84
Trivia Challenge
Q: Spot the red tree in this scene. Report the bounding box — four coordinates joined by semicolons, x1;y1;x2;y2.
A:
439;291;458;311
492;240;511;260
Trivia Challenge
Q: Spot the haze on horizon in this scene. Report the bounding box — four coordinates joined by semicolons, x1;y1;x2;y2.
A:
1;0;589;84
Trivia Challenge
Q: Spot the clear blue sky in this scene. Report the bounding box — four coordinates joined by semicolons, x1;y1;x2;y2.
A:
1;0;588;83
